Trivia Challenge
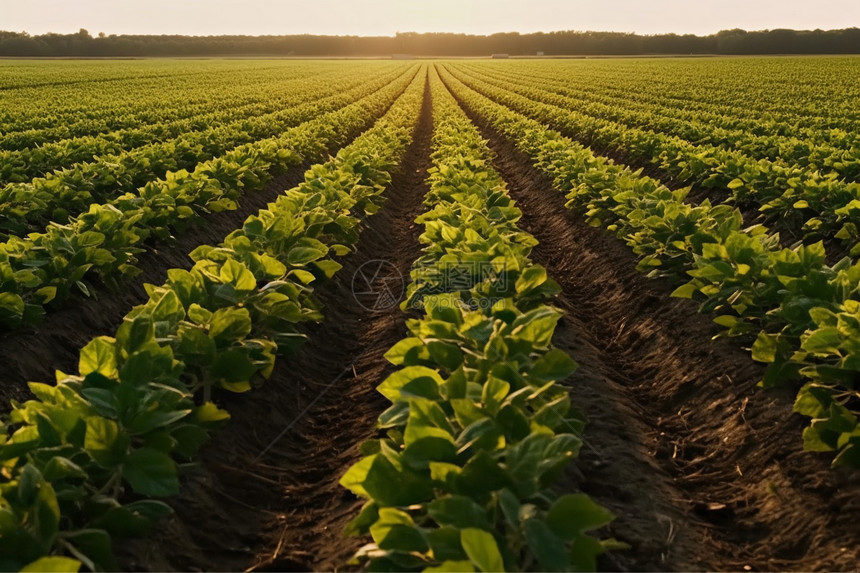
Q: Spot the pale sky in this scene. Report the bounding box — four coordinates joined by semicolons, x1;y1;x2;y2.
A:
2;0;859;37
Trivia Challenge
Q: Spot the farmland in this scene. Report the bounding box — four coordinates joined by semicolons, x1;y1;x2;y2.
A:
0;57;859;571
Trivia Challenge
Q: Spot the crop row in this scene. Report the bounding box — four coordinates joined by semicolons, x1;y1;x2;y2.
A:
0;61;338;137
0;65;412;236
0;65;337;151
0;66;419;332
0;67;364;184
439;65;860;468
0;66;427;572
444;64;860;258
464;59;860;132
339;66;622;572
457;62;860;182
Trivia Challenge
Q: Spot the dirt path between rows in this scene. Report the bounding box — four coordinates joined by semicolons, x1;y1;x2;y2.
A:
117;72;434;572
450;84;860;570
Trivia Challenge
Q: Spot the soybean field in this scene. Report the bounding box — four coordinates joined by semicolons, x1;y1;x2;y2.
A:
1;57;859;572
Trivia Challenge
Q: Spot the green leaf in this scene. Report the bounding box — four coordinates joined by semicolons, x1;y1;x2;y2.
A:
42;457;88;482
377;366;444;402
481;375;510;415
219;258;257;292
79;336;118;379
370;456;434;505
81;388;119;418
187;303;213;325
511;307;561;350
569;534;606;571
193;402;231;426
524;518;568;571
497;488;521;530
290;269;316;284
115;315;154;356
751;332;778;363
311;258;342;279
123;447;179;497
170;424;210;458
287;245;328;265
208;307;253;343
339;454;374;498
428;341;464;370
669;282;699;298
34;286;57;304
212;348;256;386
344;501;379;537
369;508;428;552
63;529;116;571
428;496;491;530
424;527;468;563
461;528;504;573
713;315;741;328
802;327;842;354
546;494;615;539
150;289;186;324
384;338;427;366
85;417;129;467
530;349;577;383
176;326;217;366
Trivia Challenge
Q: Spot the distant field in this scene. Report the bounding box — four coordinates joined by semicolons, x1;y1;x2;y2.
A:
1;57;858;572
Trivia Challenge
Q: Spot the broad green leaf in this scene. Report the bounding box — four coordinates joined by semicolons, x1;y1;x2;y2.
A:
369;508;428;552
339;454;375;498
344;501;379;536
362;454;434;506
428;496;491;530
85;417;129;466
751;332;778;363
384;337;427;366
123;447;179;497
287;245;328;265
461;528;504;573
530;349;577;383
212;348;256;386
193;402;231;425
546;494;615;539
377;366;444;401
79;336;118;379
524;518;568;571
63;529;115;571
219;258;257;292
208;307;253;343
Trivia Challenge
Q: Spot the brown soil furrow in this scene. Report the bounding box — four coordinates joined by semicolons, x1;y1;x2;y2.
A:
453;91;860;570
117;72;433;572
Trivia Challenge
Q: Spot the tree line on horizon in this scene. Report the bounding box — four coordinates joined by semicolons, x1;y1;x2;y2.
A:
0;28;859;57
